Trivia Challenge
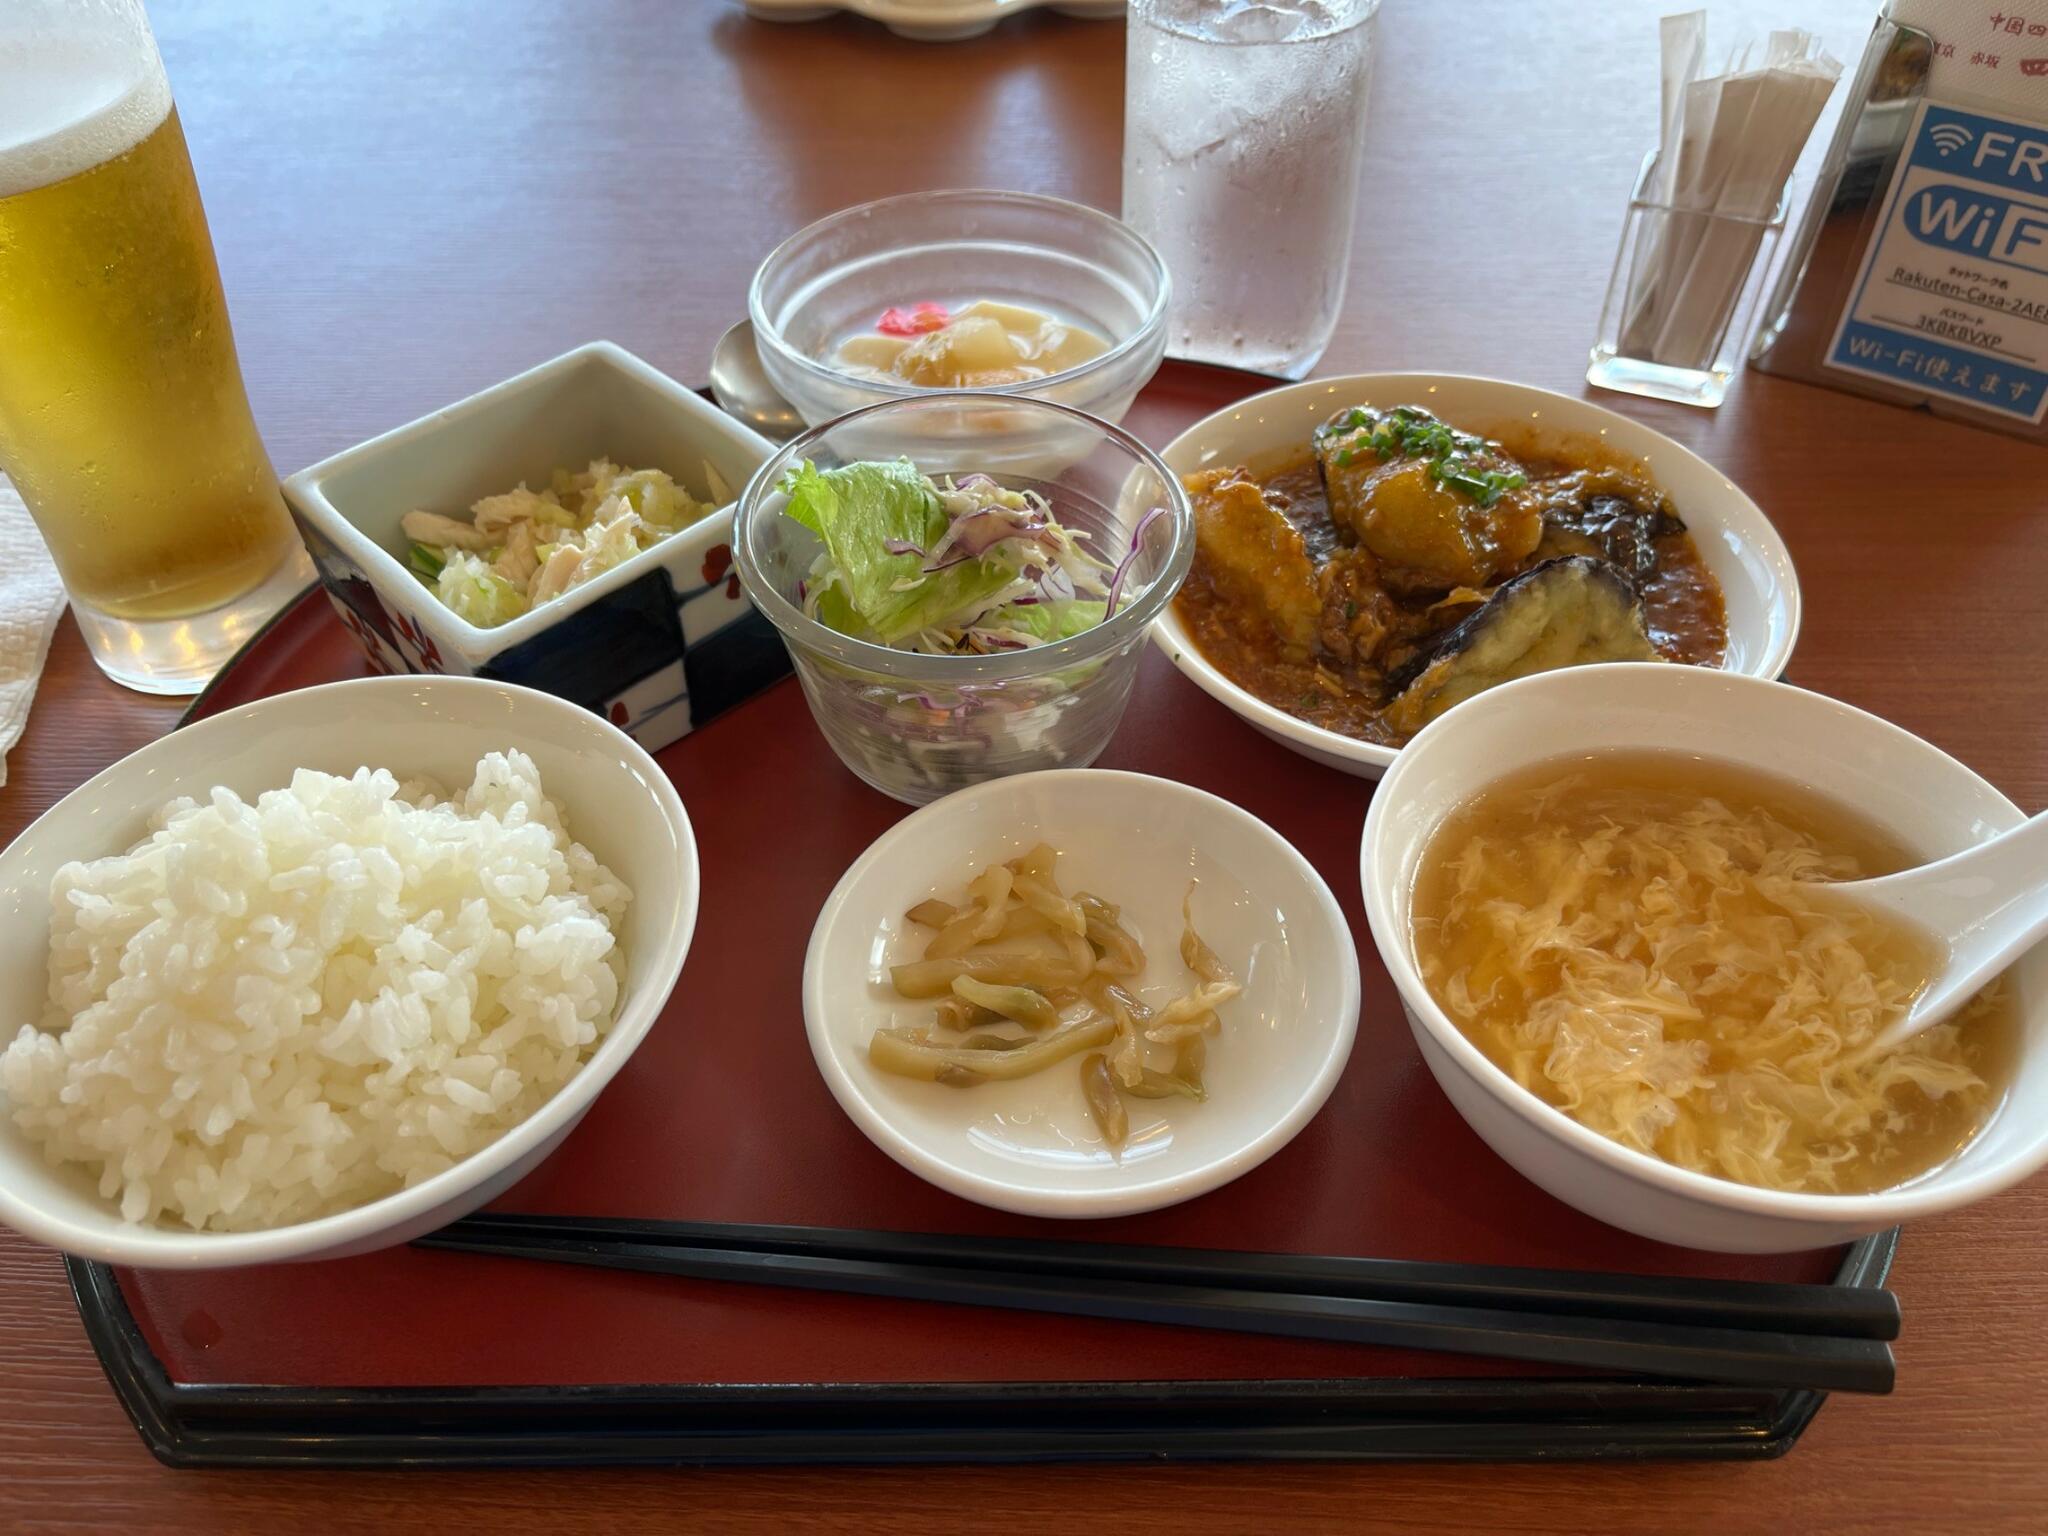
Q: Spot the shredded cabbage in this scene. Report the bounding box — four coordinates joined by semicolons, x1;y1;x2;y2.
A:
778;458;1118;652
401;459;717;627
435;553;528;627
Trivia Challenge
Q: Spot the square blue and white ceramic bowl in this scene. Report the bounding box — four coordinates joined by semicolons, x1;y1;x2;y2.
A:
282;341;791;751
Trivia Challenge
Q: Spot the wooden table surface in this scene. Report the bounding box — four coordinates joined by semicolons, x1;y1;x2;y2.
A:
3;1;2043;1530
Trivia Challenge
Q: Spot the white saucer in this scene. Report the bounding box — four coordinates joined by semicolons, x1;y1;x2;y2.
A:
803;770;1360;1217
741;0;1124;43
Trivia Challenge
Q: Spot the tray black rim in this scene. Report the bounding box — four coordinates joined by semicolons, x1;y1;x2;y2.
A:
68;1231;1897;1468
68;357;1897;1468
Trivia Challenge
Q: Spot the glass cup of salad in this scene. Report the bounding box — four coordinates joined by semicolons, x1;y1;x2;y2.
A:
733;394;1193;805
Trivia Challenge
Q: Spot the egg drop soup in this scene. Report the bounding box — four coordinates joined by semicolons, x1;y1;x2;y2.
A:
1411;751;2018;1195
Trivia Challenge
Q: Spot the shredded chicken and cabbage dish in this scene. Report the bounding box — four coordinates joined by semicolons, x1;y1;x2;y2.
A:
403;459;723;628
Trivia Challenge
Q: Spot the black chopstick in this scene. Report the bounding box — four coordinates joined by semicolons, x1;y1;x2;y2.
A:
413;1227;1895;1396
430;1212;1900;1341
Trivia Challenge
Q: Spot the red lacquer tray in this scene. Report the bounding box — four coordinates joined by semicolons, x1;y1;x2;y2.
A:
68;361;1893;1467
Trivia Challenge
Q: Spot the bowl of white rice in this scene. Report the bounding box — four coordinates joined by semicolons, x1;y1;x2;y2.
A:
0;675;697;1267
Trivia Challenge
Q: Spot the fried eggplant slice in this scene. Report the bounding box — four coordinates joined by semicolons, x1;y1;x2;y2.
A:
1531;468;1686;584
1314;405;1543;594
1384;556;1661;737
1183;466;1321;658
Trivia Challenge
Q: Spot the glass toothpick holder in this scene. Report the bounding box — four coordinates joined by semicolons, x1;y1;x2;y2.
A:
1588;151;1790;409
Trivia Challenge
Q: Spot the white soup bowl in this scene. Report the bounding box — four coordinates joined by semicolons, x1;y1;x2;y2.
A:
1361;663;2047;1253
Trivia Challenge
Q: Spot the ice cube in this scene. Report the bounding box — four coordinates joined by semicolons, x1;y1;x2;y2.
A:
1146;94;1245;163
1208;0;1330;44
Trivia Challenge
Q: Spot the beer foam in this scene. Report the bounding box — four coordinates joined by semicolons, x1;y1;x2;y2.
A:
0;37;172;198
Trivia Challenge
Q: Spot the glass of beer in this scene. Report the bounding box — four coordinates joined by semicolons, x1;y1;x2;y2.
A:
0;0;309;694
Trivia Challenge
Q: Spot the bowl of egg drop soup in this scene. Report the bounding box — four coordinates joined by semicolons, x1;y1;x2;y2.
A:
1361;662;2045;1253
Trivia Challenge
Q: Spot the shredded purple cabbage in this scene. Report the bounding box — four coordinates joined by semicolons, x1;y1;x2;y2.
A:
924;505;1051;572
1104;505;1168;618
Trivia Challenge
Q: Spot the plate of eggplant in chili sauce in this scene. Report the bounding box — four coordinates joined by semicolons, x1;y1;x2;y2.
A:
1150;374;1800;778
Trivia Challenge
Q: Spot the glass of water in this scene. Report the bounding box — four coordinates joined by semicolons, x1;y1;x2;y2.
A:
1122;0;1379;380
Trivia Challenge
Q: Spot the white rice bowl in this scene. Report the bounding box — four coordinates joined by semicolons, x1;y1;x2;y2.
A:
1;750;630;1233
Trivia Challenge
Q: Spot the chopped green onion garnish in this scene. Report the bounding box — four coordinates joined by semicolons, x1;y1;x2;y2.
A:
1330;405;1525;507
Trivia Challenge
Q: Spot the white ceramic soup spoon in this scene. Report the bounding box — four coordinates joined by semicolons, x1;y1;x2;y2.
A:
1821;810;2048;1050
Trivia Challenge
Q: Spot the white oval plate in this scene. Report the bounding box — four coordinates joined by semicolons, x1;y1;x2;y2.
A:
1150;373;1803;780
803;770;1360;1217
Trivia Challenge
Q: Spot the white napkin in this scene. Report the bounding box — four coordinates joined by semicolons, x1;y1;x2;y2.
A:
0;476;69;790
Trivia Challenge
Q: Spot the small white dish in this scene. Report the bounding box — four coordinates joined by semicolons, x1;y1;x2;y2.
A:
740;0;1123;43
804;770;1360;1217
1150;373;1803;779
283;341;788;753
1361;662;2048;1254
0;676;698;1268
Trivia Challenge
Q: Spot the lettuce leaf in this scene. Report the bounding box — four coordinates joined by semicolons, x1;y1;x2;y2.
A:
779;459;1014;644
810;582;864;638
977;600;1106;642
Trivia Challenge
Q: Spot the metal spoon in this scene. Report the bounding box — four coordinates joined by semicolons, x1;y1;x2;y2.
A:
708;319;804;441
1820;810;2048;1049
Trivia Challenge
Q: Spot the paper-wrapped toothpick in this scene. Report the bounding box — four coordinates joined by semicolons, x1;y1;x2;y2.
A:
1618;16;1841;371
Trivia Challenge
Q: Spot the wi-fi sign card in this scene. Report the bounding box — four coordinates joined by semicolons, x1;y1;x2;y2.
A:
1825;102;2048;424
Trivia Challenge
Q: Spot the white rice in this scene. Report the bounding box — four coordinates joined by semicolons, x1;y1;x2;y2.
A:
0;751;630;1232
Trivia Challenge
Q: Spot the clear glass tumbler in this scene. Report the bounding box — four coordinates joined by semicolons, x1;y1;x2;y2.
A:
1122;0;1380;380
732;395;1194;806
0;0;309;694
1587;151;1791;410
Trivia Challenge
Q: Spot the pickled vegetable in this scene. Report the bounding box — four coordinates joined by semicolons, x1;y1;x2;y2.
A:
950;976;1060;1031
1013;872;1085;936
1007;843;1058;881
867;848;1239;1142
958;1030;1033;1051
933;996;1000;1031
891;952;1084;997
1180;883;1236;986
1081;1053;1129;1149
1080;893;1144;976
1120;1068;1205;1102
1145;980;1241;1043
905;899;959;929
869;1018;1116;1083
